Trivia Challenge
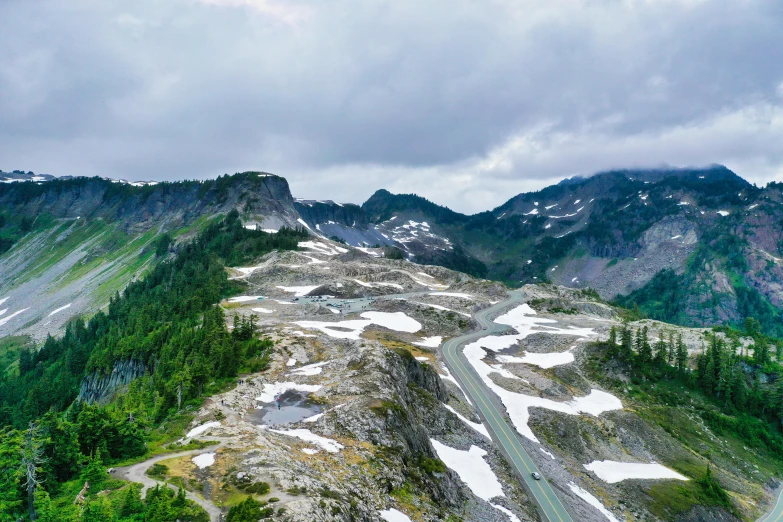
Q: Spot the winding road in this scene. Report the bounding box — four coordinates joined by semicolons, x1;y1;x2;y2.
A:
111;442;225;522
759;486;783;522
440;291;575;522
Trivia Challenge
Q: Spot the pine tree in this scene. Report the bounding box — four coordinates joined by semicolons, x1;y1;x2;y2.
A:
676;334;688;373
654;335;667;366
607;326;617;354
639;326;652;367
620;322;633;360
21;422;46;521
667;331;676;364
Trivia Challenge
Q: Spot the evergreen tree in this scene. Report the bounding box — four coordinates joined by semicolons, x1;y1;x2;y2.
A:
676;334;688;373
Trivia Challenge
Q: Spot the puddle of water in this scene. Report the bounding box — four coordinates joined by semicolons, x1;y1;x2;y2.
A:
248;390;323;426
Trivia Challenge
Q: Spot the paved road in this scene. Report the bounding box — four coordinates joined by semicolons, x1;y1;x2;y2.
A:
440;292;575;522
111;442;225;522
759;486;783;522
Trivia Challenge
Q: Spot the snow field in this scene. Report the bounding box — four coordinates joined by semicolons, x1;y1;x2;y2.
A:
584;460;688;483
461;303;620;441
270;428;344;453
430;439;505;501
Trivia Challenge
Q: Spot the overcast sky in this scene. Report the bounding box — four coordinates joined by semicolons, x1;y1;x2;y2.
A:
2;1;782;213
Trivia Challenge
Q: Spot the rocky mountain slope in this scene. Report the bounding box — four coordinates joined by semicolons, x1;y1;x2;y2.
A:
296;166;783;337
107;238;780;521
0;172;299;339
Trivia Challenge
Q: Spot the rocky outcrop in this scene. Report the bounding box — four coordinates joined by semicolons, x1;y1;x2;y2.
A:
78;359;146;404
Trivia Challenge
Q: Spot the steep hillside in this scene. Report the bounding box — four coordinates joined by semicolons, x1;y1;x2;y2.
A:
0;172;300;339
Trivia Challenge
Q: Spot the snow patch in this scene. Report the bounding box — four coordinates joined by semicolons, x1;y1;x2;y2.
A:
430;439;504;500
496;351;575;369
256;382;322;403
379;508;413;522
276;285;320;296
568;482;620;522
192;453;216;469
48;303;72;317
0;308;29;327
228;295;265;303
252;307;274;314
289;361;328;377
270;428;343;453
584;460;689;483
186;421;221;439
444;405;490;439
413;336;443;348
717;210;730;216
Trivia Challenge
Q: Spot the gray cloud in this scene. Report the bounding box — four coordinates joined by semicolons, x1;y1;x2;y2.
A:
1;0;782;212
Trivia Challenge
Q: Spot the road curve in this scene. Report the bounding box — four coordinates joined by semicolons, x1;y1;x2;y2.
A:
759;486;783;522
111;444;225;522
440;291;575;522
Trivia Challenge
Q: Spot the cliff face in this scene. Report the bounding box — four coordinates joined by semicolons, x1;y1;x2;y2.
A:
78;359;147;404
0;172;300;233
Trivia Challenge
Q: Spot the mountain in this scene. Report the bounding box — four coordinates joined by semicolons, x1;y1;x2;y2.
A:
2;168;783;521
0;172;299;339
298;165;783;337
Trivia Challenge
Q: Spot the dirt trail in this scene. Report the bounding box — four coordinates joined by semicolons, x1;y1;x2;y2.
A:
111;441;226;522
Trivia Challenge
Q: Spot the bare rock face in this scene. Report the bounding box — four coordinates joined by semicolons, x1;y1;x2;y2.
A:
78;358;146;404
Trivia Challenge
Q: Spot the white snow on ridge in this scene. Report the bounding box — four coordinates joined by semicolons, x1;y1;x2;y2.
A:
256;382;323;403
0;297;8;306
276;285;321;296
444;405;490;439
379;508;413;522
568;482;620;522
496;351;574;369
48;303;72;317
252;307;274;314
584;460;688;483
186;421;221;439
717;210;730;216
430;439;504;501
0;308;29;327
413;336;443;348
270;428;343;453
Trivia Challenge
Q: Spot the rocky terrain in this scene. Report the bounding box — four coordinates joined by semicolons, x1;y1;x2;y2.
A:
118;238;778;522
